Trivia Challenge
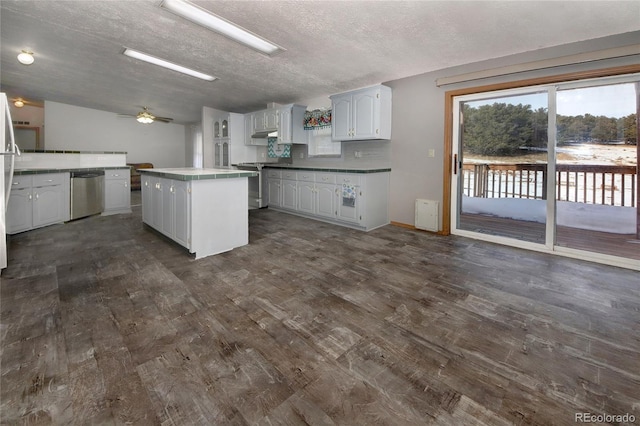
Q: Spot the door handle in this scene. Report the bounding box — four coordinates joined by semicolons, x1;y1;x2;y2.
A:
454;154;458;175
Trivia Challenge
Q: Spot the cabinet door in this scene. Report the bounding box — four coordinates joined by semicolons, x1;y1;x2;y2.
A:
33;185;64;227
337;184;360;223
141;175;152;223
265;109;278;130
6;188;32;234
297;182;315;214
161;179;174;237
151;178;163;230
281;179;297;210
316;183;337;219
331;95;352;140
267;179;281;207
104;178;129;211
173;181;190;248
277;107;291;144
352;90;377;139
253;111;265;132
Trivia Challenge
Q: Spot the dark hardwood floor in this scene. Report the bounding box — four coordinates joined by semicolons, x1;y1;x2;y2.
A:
2;194;639;425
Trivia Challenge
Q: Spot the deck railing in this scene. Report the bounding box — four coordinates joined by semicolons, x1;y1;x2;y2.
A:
462;163;637;207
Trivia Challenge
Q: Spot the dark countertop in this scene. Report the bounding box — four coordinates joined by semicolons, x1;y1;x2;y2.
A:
20;150;128;154
262;165;391;173
14;166;131;175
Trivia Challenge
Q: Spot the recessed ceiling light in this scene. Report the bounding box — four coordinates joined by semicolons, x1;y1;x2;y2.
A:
122;48;216;81
17;50;34;65
160;0;285;56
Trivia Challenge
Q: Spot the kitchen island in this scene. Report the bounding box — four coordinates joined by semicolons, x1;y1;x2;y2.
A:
139;168;258;259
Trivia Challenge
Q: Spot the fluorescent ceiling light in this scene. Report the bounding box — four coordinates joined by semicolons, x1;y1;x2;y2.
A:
122;48;216;81
160;0;285;56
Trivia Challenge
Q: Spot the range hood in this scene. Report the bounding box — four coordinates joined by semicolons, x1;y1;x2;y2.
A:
251;129;278;139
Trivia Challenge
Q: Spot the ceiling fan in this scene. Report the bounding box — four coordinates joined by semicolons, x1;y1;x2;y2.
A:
10;97;43;108
118;107;173;124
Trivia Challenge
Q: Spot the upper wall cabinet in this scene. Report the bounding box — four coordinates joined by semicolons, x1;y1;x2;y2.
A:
276;104;306;145
330;85;392;141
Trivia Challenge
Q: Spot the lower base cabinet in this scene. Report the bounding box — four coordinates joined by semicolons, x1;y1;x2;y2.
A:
142;175;191;249
265;169;389;231
141;172;249;259
102;168;131;215
7;173;70;234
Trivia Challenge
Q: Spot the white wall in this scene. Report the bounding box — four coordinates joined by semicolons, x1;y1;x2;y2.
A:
44;101;187;168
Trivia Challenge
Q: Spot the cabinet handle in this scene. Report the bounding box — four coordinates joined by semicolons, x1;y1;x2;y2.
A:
35;193;39;200
45;179;53;182
124;183;128;188
113;174;119;177
29;194;33;200
12;181;19;185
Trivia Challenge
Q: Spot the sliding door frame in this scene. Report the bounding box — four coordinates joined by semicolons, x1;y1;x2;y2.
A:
442;64;640;269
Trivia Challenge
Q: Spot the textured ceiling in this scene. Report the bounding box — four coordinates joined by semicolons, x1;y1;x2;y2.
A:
1;0;639;124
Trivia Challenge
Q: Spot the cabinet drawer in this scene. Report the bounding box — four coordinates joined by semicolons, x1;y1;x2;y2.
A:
297;172;315;182
315;173;336;184
265;169;281;179
281;170;297;180
104;169;129;180
33;173;66;187
336;174;361;186
10;176;32;189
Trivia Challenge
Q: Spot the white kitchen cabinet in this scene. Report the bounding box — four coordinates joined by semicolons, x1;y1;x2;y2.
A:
173;180;191;248
253;108;278;133
6;187;32;233
330;85;392;141
264;168;389;231
7;173;70;234
211;111;254;167
161;179;174;237
281;179;297;210
266;169;282;207
276;104;306;144
140;169;251;259
141;174;153;224
244;113;268;146
103;168;131;216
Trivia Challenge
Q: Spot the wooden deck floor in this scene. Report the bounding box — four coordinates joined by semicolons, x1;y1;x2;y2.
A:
2;200;639;424
460;212;640;261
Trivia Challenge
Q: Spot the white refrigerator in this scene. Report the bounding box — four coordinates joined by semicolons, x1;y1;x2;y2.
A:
1;92;21;271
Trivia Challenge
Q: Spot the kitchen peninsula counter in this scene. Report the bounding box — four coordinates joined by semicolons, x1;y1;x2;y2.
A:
138;168;257;259
263;165;391;173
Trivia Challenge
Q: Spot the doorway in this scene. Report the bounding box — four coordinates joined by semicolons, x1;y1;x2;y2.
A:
450;75;639;266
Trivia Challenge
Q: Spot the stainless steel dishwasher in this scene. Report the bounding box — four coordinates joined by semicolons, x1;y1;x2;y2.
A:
70;170;104;220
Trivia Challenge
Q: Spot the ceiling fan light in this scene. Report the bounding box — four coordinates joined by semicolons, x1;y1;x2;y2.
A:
160;0;284;56
136;111;155;124
14;99;25;108
123;48;216;81
17;50;34;65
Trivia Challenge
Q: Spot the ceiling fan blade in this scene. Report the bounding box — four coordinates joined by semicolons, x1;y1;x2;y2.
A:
154;116;173;123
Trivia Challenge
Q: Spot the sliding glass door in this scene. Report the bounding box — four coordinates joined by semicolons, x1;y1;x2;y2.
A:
452;74;639;265
454;90;549;244
555;82;639;260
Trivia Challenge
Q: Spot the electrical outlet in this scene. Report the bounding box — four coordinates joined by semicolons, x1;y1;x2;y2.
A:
428;149;435;158
261;152;266;158
299;152;304;159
